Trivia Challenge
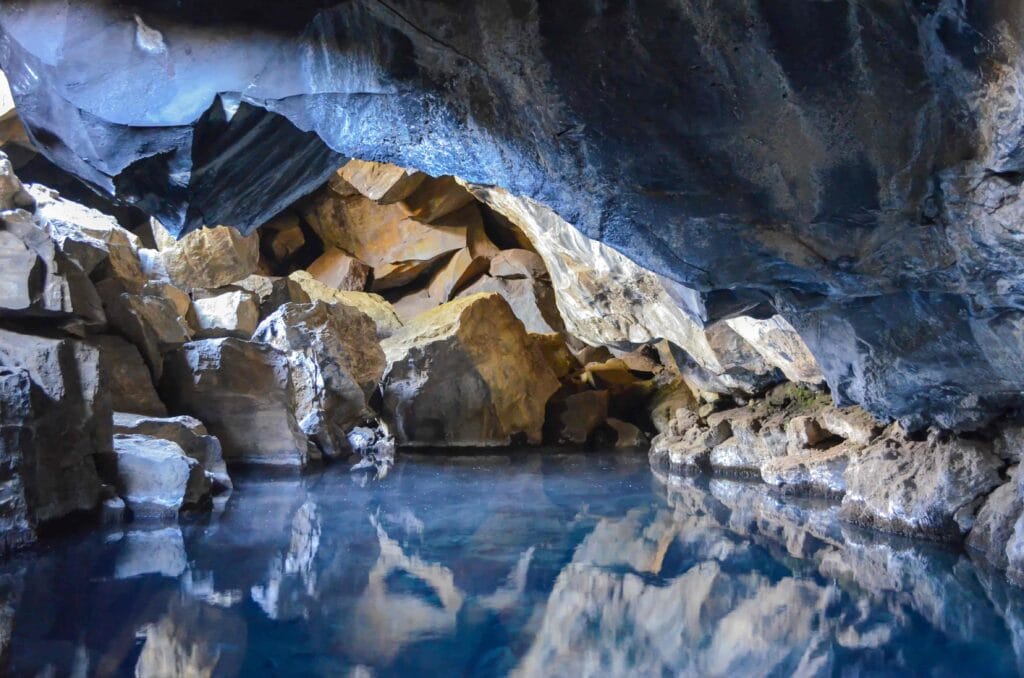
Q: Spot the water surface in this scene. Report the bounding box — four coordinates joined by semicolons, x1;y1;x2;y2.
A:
2;452;1023;676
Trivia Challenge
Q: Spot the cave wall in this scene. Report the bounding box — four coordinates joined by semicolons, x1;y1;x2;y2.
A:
1;0;1024;428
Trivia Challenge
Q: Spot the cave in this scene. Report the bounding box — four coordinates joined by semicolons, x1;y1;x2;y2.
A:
0;1;1024;675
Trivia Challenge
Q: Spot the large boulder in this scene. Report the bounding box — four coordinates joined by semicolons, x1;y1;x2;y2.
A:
192;289;260;339
89;335;167;417
0;331;106;546
289;270;402;339
381;293;560;446
160;339;313;467
99;434;210;517
100;285;192;380
841;428;1005;539
232;274;311;320
112;412;230;491
252;301;386;458
153;222;260;291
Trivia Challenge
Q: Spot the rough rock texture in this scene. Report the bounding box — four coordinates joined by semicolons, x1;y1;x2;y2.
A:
192;289;259;339
89;335;166;416
381;293;560;446
841;428;1004;539
153;223;259;291
7;2;1024;427
252;301;386;458
112;412;230;491
100;434;210;517
290;270;403;339
160;339;312;467
306;247;370;292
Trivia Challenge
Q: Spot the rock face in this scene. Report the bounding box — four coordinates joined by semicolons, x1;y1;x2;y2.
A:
381;293;560;446
160;339;312;467
7;2;1024;427
90;335;167;417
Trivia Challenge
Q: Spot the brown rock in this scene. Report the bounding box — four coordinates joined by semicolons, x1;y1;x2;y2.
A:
457;275;564;334
289;271;402;339
232;274;312;319
307;247;370;291
607;418;646;448
381;293;560;446
529;333;580;380
156;222;260;290
400;175;475;223
260;213;306;262
552;390;609;444
338;158;426;204
100;284;193;380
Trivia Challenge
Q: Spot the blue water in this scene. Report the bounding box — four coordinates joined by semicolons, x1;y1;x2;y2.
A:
2;452;1023;677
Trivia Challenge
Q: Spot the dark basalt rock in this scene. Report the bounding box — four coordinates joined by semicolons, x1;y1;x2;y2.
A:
2;1;1024;428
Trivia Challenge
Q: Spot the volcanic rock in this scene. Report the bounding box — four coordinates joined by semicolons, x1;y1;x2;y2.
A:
192;289;260;339
90;335;167;416
100;286;192;379
155;222;260;291
550;390;609;444
289;271;402;339
338;159;425;204
112;412;230;492
381;293;560;446
306;247;370;291
101;435;210;517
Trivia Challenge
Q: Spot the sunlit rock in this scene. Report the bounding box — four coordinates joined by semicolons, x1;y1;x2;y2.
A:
231;274;311;320
289;270;402;339
192;289;260;339
306;247;370;291
338;159;425;204
381;293;560;446
153;221;260;291
160;339;313;467
724;315;824;385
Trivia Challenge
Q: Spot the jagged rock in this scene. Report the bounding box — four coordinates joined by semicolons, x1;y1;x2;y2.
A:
818;406;883;446
550;390;609;444
306;247;370;291
490;249;547;280
841;428;1004;539
142;282;193;324
160;339;313;467
338;158;425;204
89;335;166;416
260;212;305;262
252;301;385;458
967;467;1023;573
192;289;260;339
290;270;402;339
0;152;31;211
100;434;210;517
651;410;731;470
112;412;230;491
724;316;824;385
100;285;192;379
300;189;465;290
381;293;560;446
761;444;854;496
995;424;1024;463
0;331;106;544
457;274;564;335
155;222;260;290
400;176;474;223
529;333;579;381
649;381;699;435
0;209;104;324
607;418;646;449
232;274;311;319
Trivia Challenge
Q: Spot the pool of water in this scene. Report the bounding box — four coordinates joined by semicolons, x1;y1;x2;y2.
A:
2;452;1023;676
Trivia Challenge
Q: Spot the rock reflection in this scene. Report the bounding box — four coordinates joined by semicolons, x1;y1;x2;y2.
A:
0;454;1023;676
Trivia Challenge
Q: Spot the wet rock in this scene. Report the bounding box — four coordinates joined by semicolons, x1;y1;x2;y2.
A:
113;527;187;579
381;293;560;446
89;335;167;416
290;270;403;339
112;412;231;492
306;247;370;291
253;301;385;459
338;158;425;204
841;428;1004;539
155;222;260;290
551;390;609;444
192;289;260;339
761;444;853;496
651;410;731;470
0;331;106;543
101;434;210;517
160;339;313;467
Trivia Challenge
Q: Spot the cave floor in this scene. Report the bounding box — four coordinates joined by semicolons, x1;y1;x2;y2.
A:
2;452;1022;676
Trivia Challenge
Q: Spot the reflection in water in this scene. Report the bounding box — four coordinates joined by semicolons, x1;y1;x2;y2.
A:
1;453;1023;676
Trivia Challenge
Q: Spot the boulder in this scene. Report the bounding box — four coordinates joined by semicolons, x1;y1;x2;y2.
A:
841;428;1004;539
160;339;312;467
529;333;579;381
289;270;402;339
142;282;194;324
0;151;32;211
381;293;560;446
724;315;824;385
650;410;731;470
232;274;311;319
306;247;370;291
337;158;425;204
0;331;107;545
192;289;260;339
89;335;167;416
260;212;306;262
457;274;564;334
490;249;547;280
155;222;260;290
113;412;231;491
761;444;853;496
607;418;646;449
100;285;192;379
966;467;1023;572
252;302;386;458
550;390;609;444
0;209;104;324
400;175;475;223
100;435;210;517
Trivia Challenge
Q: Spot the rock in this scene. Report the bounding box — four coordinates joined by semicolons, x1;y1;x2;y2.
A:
289;270;402;339
260;212;306;262
607;418;646;449
192;289;260;339
490;249;547;280
649;381;700;435
551;390;609;444
381;293;560;446
400;175;474;223
142;282;194;324
112;412;231;491
0;153;31;211
967;468;1023;572
786;415;830;450
306;247;370;291
232;274;311;319
100;435;210;517
89;335;167;416
338;158;425;204
841;428;1004;539
160;339;313;467
100;285;192;380
457;274;564;335
761;444;853;496
0;209;104;324
300;189;465;290
651;411;732;470
156;222;260;290
135;598;246;678
818;406;883;446
724;315;824;385
0;331;106;544
529;333;579;381
252;301;386;458
995;423;1024;463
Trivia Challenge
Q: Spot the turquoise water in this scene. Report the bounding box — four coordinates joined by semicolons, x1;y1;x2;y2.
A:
2;452;1023;676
